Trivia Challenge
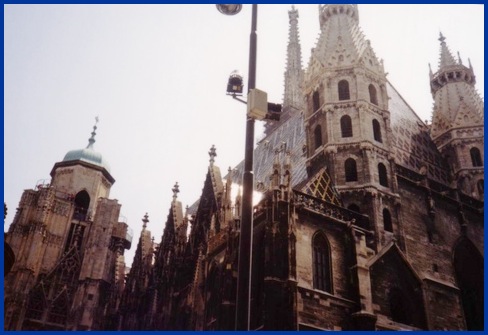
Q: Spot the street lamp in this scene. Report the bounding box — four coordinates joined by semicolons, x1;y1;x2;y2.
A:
217;3;257;331
216;4;242;15
217;4;281;330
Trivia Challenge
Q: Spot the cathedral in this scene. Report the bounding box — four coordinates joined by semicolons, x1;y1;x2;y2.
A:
4;4;484;331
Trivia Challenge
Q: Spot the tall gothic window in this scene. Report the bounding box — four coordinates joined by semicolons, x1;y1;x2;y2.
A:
313;90;320;112
369;84;378;105
383;208;393;232
338;80;350;100
470;147;482;167
378;163;388;187
341;115;353;137
313;233;332;293
345;158;358;182
372;119;382;142
314;125;322;150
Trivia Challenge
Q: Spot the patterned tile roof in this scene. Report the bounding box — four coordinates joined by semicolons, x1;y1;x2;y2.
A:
388;82;451;184
229;81;451;190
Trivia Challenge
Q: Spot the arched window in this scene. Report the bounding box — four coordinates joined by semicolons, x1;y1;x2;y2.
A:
338;80;350;100
340;115;353;137
345;158;358;182
313;233;332;293
383;208;393;232
378;163;388;187
348;204;360;213
470;147;482;167
313;90;320;112
372;119;382;142
73;191;90;221
314;125;322;150
369;84;378;105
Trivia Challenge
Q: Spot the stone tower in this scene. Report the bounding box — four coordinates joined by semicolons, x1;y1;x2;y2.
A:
4;122;132;330
303;4;397;248
429;33;484;200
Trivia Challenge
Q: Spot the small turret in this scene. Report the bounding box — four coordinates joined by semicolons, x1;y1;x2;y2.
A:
429;33;484;200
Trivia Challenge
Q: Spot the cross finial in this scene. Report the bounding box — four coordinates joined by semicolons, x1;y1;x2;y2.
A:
172;182;180;201
142;212;149;230
209;145;217;165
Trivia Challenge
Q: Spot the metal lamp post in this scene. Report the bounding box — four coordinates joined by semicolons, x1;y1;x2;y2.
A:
216;3;257;331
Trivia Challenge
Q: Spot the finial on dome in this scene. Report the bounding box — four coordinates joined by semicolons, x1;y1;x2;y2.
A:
86;116;99;149
172;182;180;201
209;145;217;165
142;212;149;230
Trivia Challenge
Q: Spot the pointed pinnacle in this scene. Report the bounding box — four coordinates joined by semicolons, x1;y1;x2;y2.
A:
438;32;446;43
142;212;149;230
209;145;217;165
172;182;180;201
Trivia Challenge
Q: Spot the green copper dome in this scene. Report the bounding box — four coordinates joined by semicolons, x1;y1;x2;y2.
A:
62;122;111;172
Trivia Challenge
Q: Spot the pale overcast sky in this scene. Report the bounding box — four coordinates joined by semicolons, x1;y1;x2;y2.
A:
4;4;484;267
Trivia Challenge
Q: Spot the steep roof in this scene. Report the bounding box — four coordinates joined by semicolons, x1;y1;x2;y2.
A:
231;80;451;190
388;82;451;184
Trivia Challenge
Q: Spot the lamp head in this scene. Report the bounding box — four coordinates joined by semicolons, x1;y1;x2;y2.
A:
226;70;244;96
216;4;242;15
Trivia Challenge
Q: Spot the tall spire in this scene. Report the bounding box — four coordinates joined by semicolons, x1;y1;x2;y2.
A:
283;5;304;110
264;6;304;137
86;116;99;149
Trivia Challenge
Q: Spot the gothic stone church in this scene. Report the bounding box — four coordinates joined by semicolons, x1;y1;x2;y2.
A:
4;4;484;331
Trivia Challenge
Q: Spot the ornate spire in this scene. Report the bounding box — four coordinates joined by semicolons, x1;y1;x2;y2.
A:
438;32;458;68
86;116;99;149
307;4;384;81
283;5;304;111
429;32;484;178
142;212;149;230
430;33;477;97
265;5;304;137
